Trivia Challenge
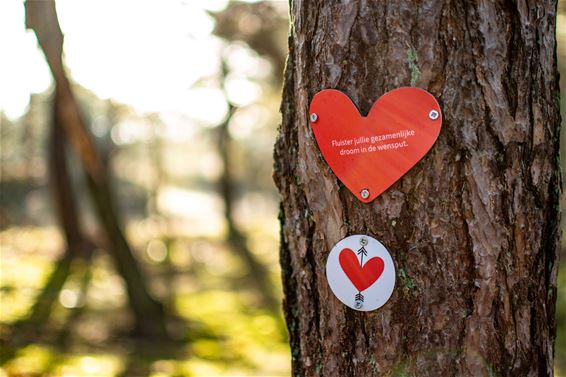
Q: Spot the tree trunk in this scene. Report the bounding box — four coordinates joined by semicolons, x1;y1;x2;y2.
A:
217;60;280;314
26;0;168;338
21;96;95;328
273;2;561;376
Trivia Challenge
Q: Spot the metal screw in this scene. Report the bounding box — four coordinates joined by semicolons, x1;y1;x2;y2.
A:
360;189;370;199
360;237;368;246
310;113;318;122
354;300;364;309
428;110;439;120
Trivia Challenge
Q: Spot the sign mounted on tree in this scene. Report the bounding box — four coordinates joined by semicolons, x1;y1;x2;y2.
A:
326;234;395;311
310;88;442;203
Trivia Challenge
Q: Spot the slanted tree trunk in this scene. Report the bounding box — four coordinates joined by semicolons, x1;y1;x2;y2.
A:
274;2;561;376
21;96;95;328
26;0;168;338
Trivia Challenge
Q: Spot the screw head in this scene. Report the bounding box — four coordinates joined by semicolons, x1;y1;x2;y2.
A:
360;189;370;199
428;110;439;120
310;113;318;122
360;237;368;246
354;300;364;309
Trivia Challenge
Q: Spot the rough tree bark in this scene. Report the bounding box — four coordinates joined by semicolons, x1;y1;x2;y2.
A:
26;0;168;338
273;2;561;376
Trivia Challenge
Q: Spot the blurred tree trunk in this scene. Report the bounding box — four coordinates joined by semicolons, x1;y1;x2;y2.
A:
217;101;280;314
49;97;95;259
214;58;280;314
26;0;168;338
274;2;561;376
21;102;94;328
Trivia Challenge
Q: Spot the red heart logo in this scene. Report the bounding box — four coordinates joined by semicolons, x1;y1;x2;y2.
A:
339;248;384;292
310;88;442;202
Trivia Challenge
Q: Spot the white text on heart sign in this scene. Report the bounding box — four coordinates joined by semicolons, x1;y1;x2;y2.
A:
331;129;416;156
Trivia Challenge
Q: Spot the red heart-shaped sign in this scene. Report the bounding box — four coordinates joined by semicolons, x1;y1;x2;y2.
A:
310;88;442;202
339;248;384;292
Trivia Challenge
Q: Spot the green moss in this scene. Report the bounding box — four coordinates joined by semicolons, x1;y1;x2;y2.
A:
486;363;500;377
368;355;379;372
398;267;415;292
406;48;421;87
393;362;409;377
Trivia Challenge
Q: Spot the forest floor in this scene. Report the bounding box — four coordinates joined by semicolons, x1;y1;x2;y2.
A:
0;220;290;377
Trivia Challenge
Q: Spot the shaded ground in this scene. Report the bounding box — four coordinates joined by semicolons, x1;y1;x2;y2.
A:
0;221;290;377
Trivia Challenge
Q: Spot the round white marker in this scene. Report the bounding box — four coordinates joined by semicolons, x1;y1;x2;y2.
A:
326;234;395;311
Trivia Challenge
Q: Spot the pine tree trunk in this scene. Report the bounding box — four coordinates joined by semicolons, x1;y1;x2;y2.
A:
22;96;95;328
273;2;561;376
26;0;168;338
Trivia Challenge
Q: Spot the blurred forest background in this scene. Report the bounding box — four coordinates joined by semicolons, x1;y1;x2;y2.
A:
0;1;564;376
